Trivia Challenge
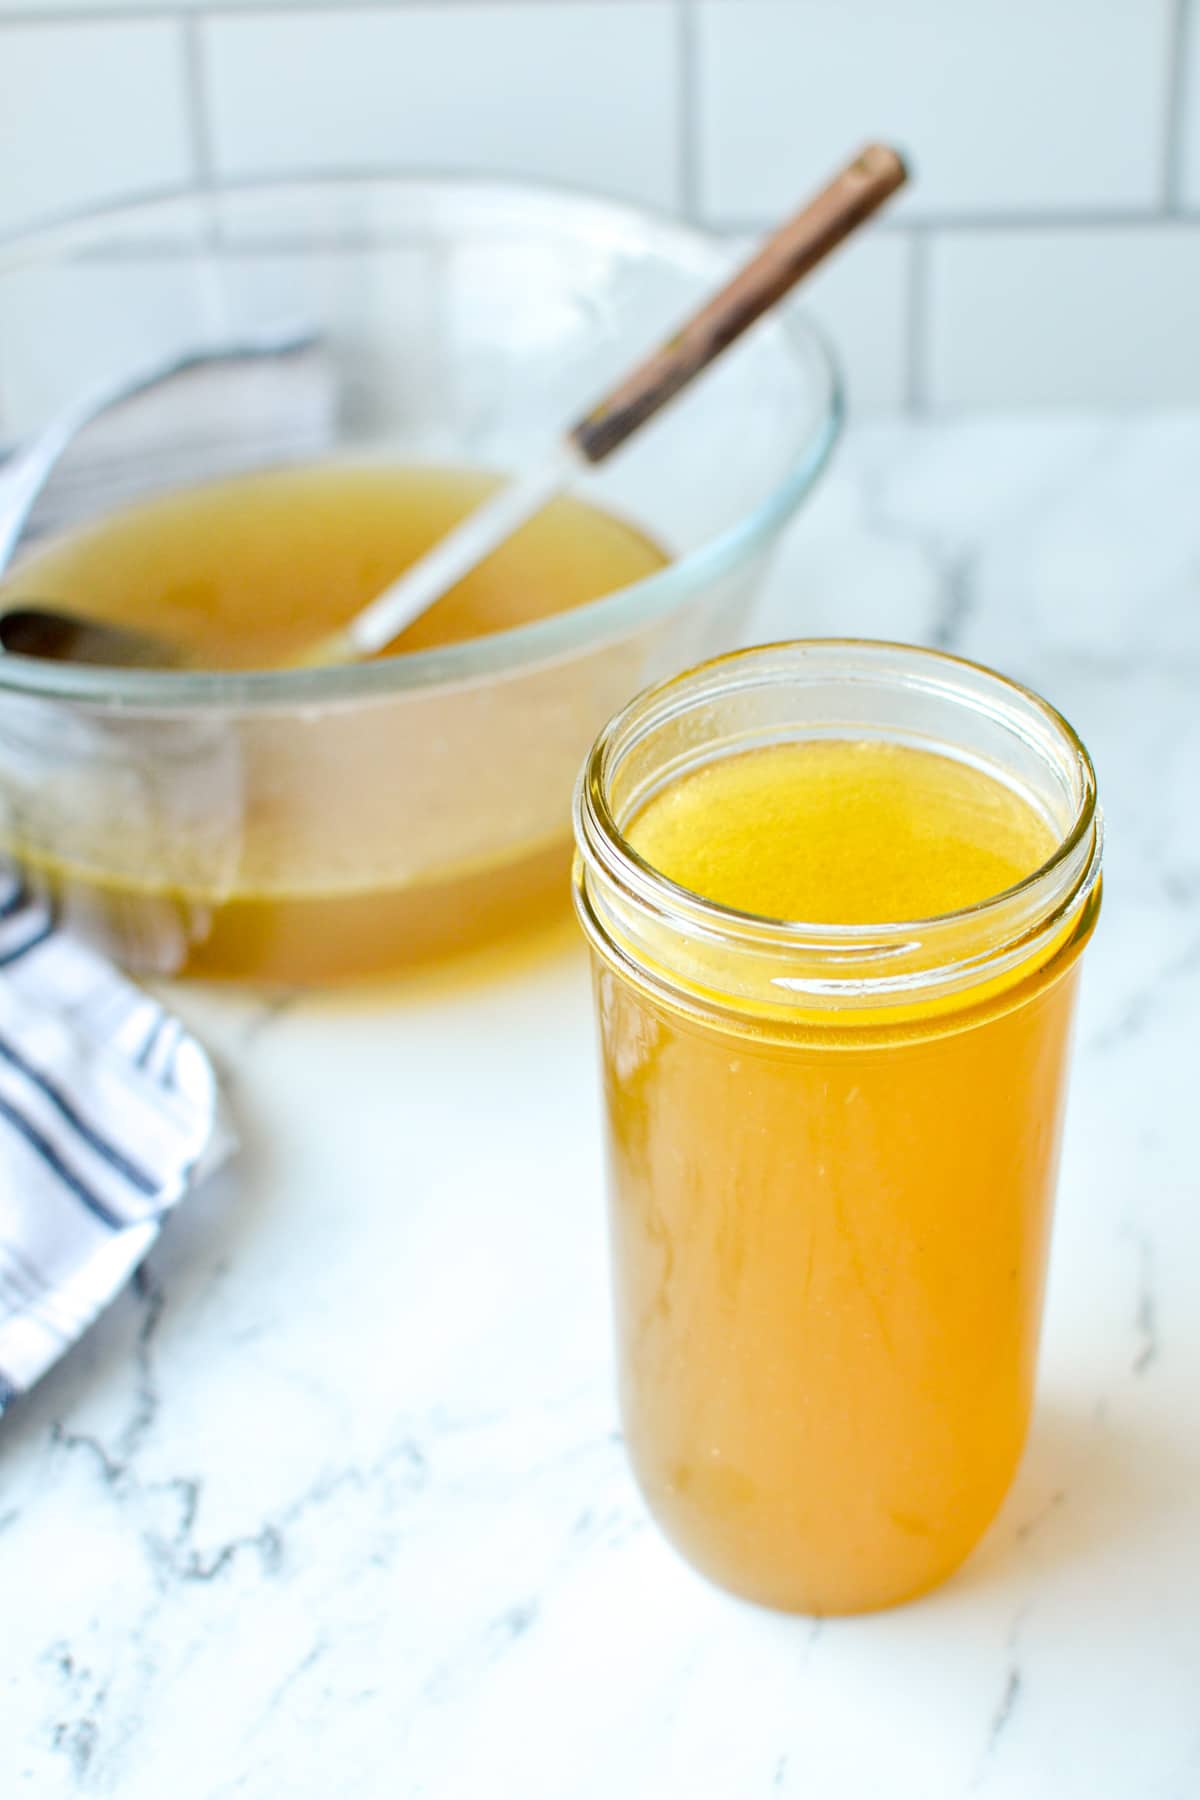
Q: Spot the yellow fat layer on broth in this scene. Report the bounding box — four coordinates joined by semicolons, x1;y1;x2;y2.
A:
626;739;1056;925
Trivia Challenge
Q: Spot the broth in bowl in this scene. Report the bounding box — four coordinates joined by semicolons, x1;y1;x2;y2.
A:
0;463;667;980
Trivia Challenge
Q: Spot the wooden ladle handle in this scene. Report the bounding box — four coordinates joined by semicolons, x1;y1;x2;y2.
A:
569;143;908;465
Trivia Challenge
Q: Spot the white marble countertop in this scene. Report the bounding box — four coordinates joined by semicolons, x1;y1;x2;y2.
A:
2;415;1198;1799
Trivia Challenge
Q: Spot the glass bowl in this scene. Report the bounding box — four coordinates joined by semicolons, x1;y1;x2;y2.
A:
0;176;842;982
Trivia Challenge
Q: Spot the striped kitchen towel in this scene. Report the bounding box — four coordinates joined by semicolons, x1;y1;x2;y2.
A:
0;868;230;1415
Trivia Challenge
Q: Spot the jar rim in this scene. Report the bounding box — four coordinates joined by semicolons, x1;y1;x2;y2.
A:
573;640;1103;1012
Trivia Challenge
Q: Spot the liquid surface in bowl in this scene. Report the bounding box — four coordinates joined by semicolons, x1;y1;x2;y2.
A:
1;461;669;980
4;460;668;669
606;740;1074;1611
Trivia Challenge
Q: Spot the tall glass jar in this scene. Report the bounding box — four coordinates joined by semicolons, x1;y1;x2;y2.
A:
573;642;1102;1615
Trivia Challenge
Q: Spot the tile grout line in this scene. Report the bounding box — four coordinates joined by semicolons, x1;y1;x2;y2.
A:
0;0;665;19
1165;0;1194;211
2;4;180;17
676;0;700;221
904;227;929;417
711;207;1199;235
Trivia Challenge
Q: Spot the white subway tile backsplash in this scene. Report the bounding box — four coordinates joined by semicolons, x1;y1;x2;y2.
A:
202;4;680;209
695;0;1172;224
718;228;910;415
0;22;192;239
926;226;1200;410
1180;1;1200;209
0;0;224;8
0;0;193;10
794;231;912;416
0;0;1192;415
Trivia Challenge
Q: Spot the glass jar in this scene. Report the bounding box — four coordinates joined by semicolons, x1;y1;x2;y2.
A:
573;641;1102;1615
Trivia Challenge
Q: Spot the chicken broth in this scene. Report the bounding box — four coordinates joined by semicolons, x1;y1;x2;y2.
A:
0;463;669;978
578;703;1100;1613
3;461;667;670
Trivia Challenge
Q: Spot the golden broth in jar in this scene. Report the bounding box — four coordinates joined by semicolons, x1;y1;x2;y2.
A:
574;644;1102;1615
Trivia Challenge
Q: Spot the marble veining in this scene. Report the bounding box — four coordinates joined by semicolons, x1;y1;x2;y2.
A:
1;416;1198;1798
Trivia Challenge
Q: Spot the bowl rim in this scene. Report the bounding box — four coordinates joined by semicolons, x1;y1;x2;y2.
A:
0;172;844;711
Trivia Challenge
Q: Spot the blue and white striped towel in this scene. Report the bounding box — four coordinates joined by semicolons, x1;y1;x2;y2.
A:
0;867;229;1416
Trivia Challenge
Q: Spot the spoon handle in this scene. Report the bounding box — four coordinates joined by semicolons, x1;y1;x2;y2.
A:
323;452;576;662
569;143;907;466
305;143;907;669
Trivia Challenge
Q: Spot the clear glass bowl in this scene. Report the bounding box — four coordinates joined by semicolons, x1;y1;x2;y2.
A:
0;176;842;981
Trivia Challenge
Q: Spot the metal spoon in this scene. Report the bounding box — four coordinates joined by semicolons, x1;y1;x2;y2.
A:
0;324;330;669
0;604;189;669
0;324;324;574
